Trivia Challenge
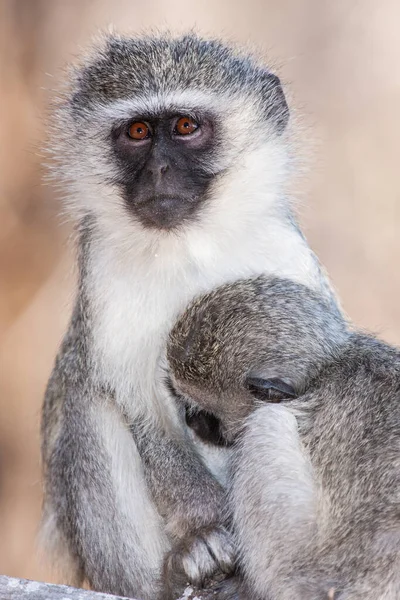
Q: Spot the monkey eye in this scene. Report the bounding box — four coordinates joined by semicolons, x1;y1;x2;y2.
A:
174;116;199;136
246;377;296;403
127;121;151;140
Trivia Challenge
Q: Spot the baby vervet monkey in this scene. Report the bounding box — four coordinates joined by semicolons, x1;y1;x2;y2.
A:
167;275;400;600
41;31;338;600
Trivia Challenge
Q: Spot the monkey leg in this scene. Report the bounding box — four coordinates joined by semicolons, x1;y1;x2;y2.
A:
42;394;169;600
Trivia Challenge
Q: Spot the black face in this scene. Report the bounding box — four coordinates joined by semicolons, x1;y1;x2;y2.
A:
185;406;230;447
111;111;219;230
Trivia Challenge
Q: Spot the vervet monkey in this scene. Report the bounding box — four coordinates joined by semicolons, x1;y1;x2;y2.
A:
167;275;400;600
41;32;337;599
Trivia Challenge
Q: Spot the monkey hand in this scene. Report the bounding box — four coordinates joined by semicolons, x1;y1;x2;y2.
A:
161;525;236;600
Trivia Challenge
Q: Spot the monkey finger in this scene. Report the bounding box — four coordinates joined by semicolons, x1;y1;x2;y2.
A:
199;526;236;573
178;526;235;586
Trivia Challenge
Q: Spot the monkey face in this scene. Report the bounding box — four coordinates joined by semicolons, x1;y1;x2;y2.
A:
54;34;293;241
111;110;220;230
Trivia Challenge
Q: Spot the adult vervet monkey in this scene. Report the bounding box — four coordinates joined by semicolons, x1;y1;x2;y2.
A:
41;32;336;599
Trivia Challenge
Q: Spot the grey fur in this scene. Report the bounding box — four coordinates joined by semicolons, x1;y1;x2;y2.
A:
167;276;400;599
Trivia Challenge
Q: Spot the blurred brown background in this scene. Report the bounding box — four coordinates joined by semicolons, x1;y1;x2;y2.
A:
1;0;399;585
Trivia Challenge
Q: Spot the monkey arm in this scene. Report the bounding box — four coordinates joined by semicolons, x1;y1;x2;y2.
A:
130;420;235;599
229;403;333;600
130;419;228;536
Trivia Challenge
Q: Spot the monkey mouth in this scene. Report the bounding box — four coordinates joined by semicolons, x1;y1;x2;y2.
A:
130;194;202;230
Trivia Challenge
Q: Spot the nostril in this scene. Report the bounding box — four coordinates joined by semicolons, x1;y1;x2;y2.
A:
160;164;169;175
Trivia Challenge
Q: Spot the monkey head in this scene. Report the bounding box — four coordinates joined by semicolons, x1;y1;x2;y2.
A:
167;276;347;444
51;32;291;240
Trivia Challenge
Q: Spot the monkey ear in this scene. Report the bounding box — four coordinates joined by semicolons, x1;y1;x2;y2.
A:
260;72;289;134
246;376;296;403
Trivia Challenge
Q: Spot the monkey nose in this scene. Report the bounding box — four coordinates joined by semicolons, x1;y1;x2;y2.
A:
147;163;169;183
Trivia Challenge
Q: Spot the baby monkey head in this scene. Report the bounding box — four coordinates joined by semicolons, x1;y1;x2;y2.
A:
167;276;347;444
54;33;290;234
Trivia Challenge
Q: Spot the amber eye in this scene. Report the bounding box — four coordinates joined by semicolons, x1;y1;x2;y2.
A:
128;122;150;140
175;116;199;136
